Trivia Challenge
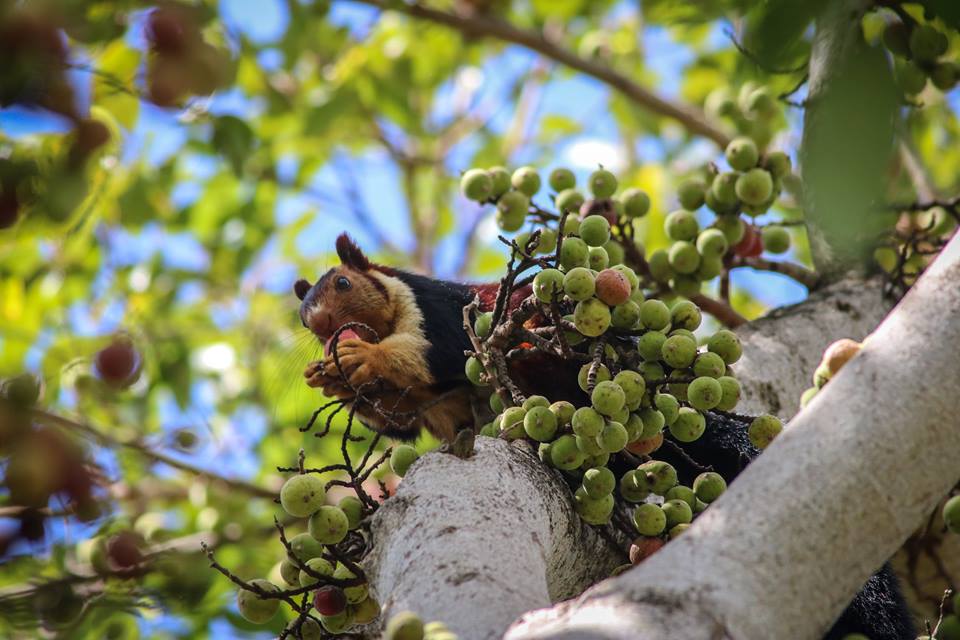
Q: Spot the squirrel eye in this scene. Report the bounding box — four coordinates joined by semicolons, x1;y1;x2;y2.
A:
335;276;352;291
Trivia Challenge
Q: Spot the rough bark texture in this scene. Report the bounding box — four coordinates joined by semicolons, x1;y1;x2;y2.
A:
365;438;626;639
507;234;960;639
733;275;890;418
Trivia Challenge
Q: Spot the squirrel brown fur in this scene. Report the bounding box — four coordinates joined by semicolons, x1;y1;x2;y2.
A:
295;233;531;443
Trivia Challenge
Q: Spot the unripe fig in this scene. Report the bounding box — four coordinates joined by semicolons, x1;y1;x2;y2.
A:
705;86;738;118
577;432;605;456
693;471;727;503
572;406;605;438
500;406;527;440
696;228;728;258
592;380;626;417
524;405;558;442
339;496;363;530
320;611;351;634
578;363;611;391
637;330;666;362
579;215;611;247
556;188;585;214
620;188;650;218
522;395;549;411
299;557;335;587
390;444;419;477
725;136;759;171
639;361;665;383
882;21;911;57
300;618;324;640
308;506;349;545
661;334;697;369
677;179;706;210
597;421;629;453
668;241;700;275
692;352;725;379
670;300;702;331
764;151;791;179
664;209;699;241
662;498;693;527
713;216;746;247
647;249;675;282
237;580;280;623
821;338;861;375
943;495;960;534
583;466;616;499
474;311;493;339
895;59;927;95
654;393;680;425
612;300;641;329
635;460;678;495
288;533;325;562
550;434;586;470
716;376;741;411
666;485;696;508
669;523;691;539
536;228;558;254
800;386;818;408
511;166;541;196
707;329;742;364
351;597;381;625
633;503;666;536
280;474;327;518
735;168;773;206
487;166;511;198
637;408;665;440
334;563;368;603
549;167;576;192
669;407;706;443
550;400;576;425
574;486;615;524
931;62;959;92
614;371;645;406
687;376;722;411
748;414;783;449
385;611;425;640
559;236;589;270
465;356;486;386
460;169;492;201
2;373;41;408
939;615;960;640
574;298;612;337
639;299;671;331
495;191;528;231
813;363;832;389
588;246;609;271
761;225;790;254
745;87;776;117
588;168;617;199
711;172;740;207
563;267;596;301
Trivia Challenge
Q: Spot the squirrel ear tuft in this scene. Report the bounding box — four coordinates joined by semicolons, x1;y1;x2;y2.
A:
336;233;371;271
294;279;312;301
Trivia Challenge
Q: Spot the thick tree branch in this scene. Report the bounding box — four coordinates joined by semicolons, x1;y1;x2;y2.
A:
346;0;731;147
507;233;960;639
729;256;821;290
689;294;747;328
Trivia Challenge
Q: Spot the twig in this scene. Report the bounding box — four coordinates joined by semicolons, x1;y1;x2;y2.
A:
729;256;821;290
690;294;748;329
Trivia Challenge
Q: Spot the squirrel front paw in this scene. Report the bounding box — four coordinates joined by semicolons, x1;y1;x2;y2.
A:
304;360;352;397
324;339;382;389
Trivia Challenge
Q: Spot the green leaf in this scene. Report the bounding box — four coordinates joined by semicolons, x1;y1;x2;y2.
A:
93;41;141;130
742;0;828;72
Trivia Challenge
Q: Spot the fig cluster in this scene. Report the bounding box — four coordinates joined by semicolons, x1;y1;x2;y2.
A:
862;10;959;95
235;473;378;632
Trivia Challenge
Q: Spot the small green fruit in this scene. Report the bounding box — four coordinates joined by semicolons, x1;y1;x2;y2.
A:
572;406;605;438
692;352;726;379
339;496;364;530
583;466;616;498
500;406;527;440
511;166;541;196
474;312;493;339
638;408;665;439
714;215;745;245
563;267;596;301
549;167;576;192
669;408;706;443
390;444;420;477
764;151;791;179
556;188;585;213
574;486;614;524
909;24;948;64
588;168;618;199
677;179;706;210
661;334;698;369
748;414;783;449
725;136;759;171
760;225;790;254
687;376;722;411
665;485;696;508
693;472;727;503
579;215;611;247
613;370;645;406
280;474;327;518
639;299;671;331
735;169;774;206
696;228;728;258
668;241;700;274
385;611;424;640
716;376;741;411
487;166;511;197
550;434;586;470
662;499;693;527
711;172;740;207
465;356;486;386
308;506;350;545
635;460;678;495
592;380;626;417
298;557;335;587
578;363;611;392
280;559;301;586
670;300;702;331
597;421;629;453
288;533;325;563
496;191;529;231
559;236;589;270
524;406;558;442
460;169;492;201
550;400;576;425
633;503;666;536
638;330;667;361
647;249;675;282
612;300;641;329
620;188;650;218
654;393;680;425
708;329;742;364
800;386;817;408
574;298;612;337
588;246;609;271
664;210;699;241
942;495;960;534
237;580;280;623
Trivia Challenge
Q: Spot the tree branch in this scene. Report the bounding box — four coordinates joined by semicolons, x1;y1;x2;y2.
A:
730;256;821;290
689;294;747;328
32;409;276;500
346;0;731;147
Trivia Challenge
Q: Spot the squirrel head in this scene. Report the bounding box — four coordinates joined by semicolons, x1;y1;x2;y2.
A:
294;234;394;343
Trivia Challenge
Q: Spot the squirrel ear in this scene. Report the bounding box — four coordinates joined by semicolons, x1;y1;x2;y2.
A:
294;279;312;301
335;233;371;271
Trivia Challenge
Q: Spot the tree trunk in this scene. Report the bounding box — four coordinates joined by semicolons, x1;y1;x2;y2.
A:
363;234;960;639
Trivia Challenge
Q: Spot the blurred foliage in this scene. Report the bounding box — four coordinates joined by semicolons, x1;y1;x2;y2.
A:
0;0;958;638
